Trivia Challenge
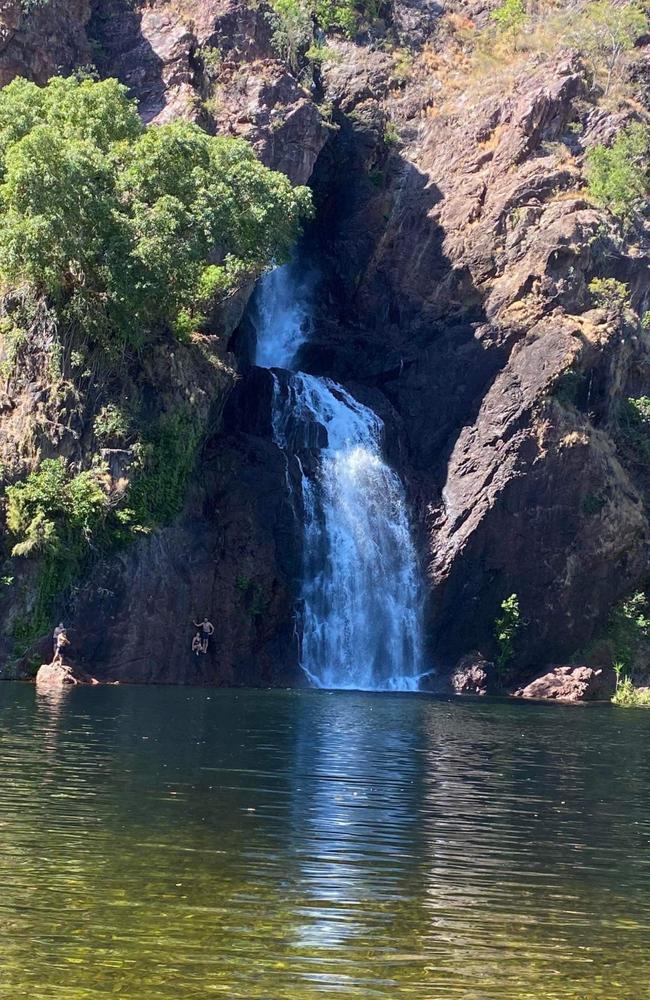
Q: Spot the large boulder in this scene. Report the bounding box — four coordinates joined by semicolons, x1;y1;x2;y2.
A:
35;662;79;692
513;664;617;703
449;651;494;695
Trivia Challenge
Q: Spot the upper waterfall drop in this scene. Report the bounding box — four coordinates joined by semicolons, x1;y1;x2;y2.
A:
253;264;425;692
253;264;311;370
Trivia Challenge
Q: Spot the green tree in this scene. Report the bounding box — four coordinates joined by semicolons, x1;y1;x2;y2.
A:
6;459;109;558
586;123;650;224
267;0;313;73
588;277;631;312
0;76;312;347
313;0;361;36
494;593;521;679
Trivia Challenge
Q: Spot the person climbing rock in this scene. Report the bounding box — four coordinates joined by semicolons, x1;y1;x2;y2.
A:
191;632;203;656
192;617;215;653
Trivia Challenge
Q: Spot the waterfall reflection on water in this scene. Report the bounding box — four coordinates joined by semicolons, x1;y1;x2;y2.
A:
3;685;650;1000
252;263;425;691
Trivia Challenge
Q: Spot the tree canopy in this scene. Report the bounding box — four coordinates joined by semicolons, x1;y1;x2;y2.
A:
0;75;312;345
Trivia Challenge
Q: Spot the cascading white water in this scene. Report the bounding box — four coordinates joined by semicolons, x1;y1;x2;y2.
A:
254;264;425;692
252;265;312;370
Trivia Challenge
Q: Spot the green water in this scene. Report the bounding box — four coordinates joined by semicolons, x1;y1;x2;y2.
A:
1;685;650;999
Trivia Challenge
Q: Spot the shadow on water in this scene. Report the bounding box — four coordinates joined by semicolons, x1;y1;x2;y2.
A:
1;684;650;998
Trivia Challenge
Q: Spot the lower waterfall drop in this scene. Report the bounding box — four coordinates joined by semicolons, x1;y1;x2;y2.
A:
254;265;425;691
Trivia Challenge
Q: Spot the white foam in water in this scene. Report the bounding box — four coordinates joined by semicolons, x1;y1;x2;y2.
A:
254;264;425;692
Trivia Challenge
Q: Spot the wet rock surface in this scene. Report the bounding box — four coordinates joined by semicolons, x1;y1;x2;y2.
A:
513;664;617;703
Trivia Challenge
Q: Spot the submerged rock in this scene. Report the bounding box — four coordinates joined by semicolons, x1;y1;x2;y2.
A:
513;665;616;703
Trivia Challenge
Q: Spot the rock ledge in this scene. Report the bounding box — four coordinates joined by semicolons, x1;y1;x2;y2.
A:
513;665;616;703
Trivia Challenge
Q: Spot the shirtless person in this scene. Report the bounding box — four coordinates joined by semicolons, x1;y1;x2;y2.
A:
192;617;215;654
52;628;69;665
52;622;65;660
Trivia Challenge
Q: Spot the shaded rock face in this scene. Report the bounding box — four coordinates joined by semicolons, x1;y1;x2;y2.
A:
87;0;328;184
69;428;303;686
514;664;617;703
0;0;91;85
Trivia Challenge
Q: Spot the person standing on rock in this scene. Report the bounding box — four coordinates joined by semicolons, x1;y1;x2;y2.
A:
193;617;215;654
52;628;69;665
52;623;66;661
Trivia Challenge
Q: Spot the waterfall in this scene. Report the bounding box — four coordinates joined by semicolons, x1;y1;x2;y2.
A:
254;264;424;692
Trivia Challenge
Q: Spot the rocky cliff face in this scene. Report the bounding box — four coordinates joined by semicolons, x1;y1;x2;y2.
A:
0;0;91;84
0;0;648;684
301;27;650;674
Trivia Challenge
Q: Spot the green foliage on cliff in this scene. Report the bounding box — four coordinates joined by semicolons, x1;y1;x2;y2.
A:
267;0;380;62
472;0;647;100
94;404;131;446
313;0;378;36
494;593;521;681
4;403;203;654
588;277;631;311
618;396;650;463
491;0;526;35
124;410;203;531
268;0;313;71
0;75;312;347
19;0;50;12
586;124;650;224
6;459;110;560
568;0;648;96
6;459;112;655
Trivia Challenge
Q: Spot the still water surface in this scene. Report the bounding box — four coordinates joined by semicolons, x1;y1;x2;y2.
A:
1;685;650;999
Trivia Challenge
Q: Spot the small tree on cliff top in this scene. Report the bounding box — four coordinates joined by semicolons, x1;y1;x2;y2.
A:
491;0;527;35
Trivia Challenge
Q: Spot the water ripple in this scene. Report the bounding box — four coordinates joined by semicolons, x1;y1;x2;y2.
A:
1;685;650;998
